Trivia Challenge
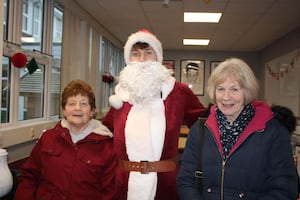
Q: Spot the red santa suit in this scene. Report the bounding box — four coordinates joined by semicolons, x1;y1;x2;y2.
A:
102;30;205;200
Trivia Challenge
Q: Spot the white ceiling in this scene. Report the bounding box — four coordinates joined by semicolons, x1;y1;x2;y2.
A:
74;0;300;52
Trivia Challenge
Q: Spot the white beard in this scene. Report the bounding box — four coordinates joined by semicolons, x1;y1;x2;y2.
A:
118;61;172;104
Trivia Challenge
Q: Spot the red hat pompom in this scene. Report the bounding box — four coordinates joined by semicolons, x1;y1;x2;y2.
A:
139;29;152;34
11;53;27;68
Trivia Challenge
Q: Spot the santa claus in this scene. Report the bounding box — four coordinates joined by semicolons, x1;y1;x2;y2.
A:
102;29;205;200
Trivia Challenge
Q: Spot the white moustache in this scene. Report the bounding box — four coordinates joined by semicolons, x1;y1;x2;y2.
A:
119;61;171;103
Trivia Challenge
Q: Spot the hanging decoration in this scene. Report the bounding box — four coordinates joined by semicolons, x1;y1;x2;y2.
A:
102;72;114;83
11;52;27;68
266;49;300;80
26;58;39;75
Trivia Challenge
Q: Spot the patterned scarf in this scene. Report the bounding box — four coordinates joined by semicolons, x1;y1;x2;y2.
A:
216;104;255;160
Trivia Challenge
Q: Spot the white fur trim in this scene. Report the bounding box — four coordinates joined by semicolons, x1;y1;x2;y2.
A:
124;30;163;65
128;172;157;200
109;94;123;109
61;119;113;138
161;76;176;100
125;99;165;199
90;119;113;137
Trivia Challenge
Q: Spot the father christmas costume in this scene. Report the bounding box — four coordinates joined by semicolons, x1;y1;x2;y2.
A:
102;30;206;200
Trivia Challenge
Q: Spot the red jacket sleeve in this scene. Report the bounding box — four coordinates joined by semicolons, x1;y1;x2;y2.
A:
180;83;206;128
102;107;116;132
14;140;42;200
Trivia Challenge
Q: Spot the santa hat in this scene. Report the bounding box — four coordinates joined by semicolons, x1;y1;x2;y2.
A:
124;29;163;65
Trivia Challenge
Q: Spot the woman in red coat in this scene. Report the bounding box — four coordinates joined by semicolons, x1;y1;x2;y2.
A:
15;80;117;200
102;29;206;200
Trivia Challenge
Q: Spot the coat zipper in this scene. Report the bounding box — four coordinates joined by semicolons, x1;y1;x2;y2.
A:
221;160;226;200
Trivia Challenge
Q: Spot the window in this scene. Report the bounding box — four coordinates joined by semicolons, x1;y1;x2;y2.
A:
50;6;63;117
3;0;8;40
1;0;63;126
0;0;125;150
32;1;42;39
1;56;11;123
22;0;44;52
19;65;45;120
22;0;29;34
53;7;62;43
100;37;123;112
100;38;108;111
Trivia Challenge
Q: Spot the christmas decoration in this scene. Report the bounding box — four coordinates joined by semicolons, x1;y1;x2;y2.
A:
266;49;300;80
11;52;27;68
26;58;39;75
102;72;114;83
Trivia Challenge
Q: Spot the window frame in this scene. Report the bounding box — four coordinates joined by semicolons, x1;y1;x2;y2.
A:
1;0;62;128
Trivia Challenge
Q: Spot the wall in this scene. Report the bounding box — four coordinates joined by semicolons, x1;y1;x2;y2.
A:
264;49;300;117
260;27;300;118
1;121;57;162
260;27;300;63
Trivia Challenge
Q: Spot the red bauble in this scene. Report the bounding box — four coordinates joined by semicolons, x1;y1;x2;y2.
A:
11;53;27;68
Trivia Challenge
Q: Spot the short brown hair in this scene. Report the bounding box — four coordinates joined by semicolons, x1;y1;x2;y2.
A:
61;80;96;110
131;42;150;51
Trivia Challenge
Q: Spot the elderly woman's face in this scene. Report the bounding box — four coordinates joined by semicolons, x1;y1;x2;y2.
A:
63;94;94;132
215;77;245;122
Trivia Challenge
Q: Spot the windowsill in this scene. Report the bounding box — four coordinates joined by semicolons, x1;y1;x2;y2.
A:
0;120;58;148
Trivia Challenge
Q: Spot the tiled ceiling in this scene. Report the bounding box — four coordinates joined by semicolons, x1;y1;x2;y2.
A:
74;0;300;52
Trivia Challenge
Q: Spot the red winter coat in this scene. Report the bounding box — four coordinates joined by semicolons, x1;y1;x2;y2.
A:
102;82;206;200
15;120;117;200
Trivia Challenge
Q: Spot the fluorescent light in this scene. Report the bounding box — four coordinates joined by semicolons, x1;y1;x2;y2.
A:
183;39;210;46
184;12;222;23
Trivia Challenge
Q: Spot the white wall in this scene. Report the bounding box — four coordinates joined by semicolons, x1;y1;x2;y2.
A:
261;27;300;118
264;49;300;117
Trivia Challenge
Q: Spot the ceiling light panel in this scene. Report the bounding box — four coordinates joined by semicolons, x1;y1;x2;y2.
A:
184;12;222;23
183;39;210;45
